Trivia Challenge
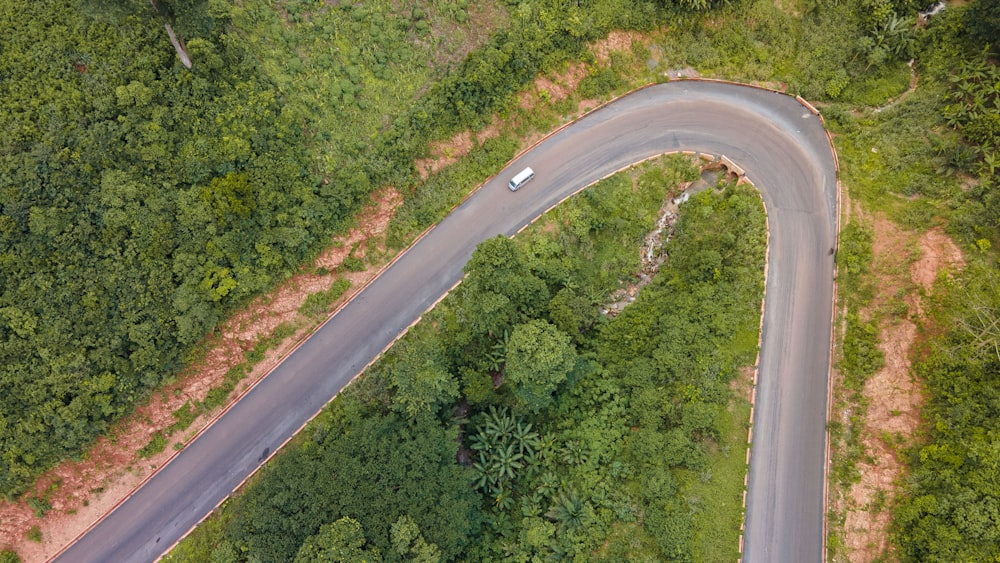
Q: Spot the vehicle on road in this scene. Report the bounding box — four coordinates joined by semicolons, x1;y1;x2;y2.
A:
508;167;534;191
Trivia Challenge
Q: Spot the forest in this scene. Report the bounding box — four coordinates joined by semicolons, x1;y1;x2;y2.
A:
2;0;329;495
2;0;1000;559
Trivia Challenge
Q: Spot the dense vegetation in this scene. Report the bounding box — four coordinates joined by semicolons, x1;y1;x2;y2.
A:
891;266;1000;561
0;0;709;499
168;156;766;561
0;0;938;500
0;0;320;495
156;0;1000;561
5;0;1000;557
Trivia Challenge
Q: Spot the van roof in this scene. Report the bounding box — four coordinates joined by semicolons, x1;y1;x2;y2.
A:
512;167;534;182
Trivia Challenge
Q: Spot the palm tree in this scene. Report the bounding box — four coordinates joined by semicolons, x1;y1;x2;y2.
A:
512;420;540;455
493;442;525;483
486;330;509;374
981;151;1000;176
472;452;498;492
493;486;513;512
470;406;539;494
545;487;586;531
535;472;559;497
560;440;588;466
520;493;544;518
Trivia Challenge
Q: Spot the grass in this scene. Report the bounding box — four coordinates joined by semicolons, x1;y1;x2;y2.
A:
232;0;506;181
137;432;168;460
26;496;51;518
159;499;235;563
340;255;366;272
386;134;521;247
597;521;662;560
139;317;310;457
680;395;752;561
512;153;699;305
840;61;913;107
827;218;879;556
202;321;299;412
25;526;42;543
830;85;959;226
298;278;352;319
167;402;198;435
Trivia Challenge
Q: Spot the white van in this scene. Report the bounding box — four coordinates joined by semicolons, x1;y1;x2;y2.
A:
508;167;534;191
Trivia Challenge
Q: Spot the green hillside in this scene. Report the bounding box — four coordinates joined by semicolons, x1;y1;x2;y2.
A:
2;0;1000;560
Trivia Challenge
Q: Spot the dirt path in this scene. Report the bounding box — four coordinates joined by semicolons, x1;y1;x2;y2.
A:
837;212;962;562
872;60;918;113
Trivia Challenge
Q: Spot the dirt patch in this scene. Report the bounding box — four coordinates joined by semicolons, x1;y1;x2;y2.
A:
526;31;645;111
0;187;403;562
911;227;963;292
420;2;509;71
773;0;802;17
732;365;756;406
536;64;586;102
414;130;471;179
421;30;640;180
842;318;918;560
518;61;589;111
590;30;643;64
665;66;701;80
476;116;503;145
837;213;963;562
418;58;598;181
414;116;507;180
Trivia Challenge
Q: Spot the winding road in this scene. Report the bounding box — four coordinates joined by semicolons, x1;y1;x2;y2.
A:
53;81;837;563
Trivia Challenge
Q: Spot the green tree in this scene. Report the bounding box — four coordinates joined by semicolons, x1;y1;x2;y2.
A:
544;486;591;532
860;14;915;69
390;515;442;563
548;287;597;341
505;320;577;413
387;333;459;418
294;517;383;563
227;412;479;560
964;0;1000;47
459;236;550;339
470;406;540;495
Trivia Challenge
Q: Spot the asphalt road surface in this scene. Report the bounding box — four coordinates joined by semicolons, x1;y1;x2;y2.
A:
54;81;837;563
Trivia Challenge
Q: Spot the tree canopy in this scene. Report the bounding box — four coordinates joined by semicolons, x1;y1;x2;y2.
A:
0;0;331;495
504;320;578;413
